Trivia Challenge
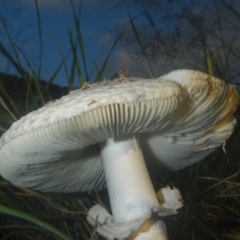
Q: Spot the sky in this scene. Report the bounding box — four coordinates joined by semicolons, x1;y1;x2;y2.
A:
0;0;138;86
0;0;240;87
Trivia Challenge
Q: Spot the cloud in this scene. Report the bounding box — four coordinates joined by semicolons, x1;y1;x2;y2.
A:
103;46;207;81
105;49;152;78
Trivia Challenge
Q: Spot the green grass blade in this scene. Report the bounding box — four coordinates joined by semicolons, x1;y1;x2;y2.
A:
0;42;45;107
12;45;47;105
68;27;84;86
42;23;73;87
70;0;89;81
206;55;213;75
34;0;43;79
0;204;72;240
46;49;72;87
0;42;28;77
0;43;46;107
0;17;21;65
69;53;76;88
94;33;123;82
126;8;154;77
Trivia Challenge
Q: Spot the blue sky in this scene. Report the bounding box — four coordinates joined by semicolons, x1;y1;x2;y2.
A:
1;0;239;86
0;0;137;86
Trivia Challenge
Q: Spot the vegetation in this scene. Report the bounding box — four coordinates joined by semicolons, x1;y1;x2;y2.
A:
112;0;240;83
0;0;239;239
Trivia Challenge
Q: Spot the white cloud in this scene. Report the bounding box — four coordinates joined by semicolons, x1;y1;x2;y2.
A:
103;46;208;81
105;49;154;78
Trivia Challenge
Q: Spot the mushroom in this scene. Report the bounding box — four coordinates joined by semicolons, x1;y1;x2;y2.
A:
0;69;238;239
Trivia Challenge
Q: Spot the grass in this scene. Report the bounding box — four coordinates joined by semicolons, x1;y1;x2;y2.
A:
0;0;240;239
0;203;72;240
167;131;240;239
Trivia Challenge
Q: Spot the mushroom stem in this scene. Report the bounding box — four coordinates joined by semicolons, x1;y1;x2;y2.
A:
100;134;168;239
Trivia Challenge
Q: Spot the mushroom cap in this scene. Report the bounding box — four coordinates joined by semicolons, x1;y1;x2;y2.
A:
0;70;238;192
142;69;238;170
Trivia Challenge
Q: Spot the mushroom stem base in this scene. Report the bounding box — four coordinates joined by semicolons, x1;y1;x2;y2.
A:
128;217;168;240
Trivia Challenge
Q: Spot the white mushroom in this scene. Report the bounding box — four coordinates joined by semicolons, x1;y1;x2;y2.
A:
0;69;238;239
